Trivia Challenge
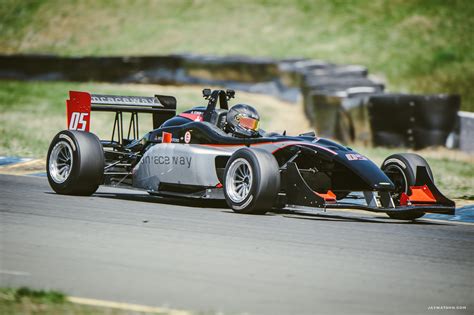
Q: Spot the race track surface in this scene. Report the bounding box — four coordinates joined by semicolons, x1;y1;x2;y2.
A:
1;174;473;314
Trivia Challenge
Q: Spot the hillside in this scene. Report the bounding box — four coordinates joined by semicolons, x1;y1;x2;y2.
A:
1;0;473;111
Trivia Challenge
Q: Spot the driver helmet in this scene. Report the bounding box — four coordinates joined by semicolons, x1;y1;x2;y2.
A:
226;104;260;137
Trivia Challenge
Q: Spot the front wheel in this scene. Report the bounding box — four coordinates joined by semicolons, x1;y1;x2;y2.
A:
223;148;280;214
47;130;104;196
381;153;433;220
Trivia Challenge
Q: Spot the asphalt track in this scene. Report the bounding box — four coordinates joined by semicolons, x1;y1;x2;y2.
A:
1;174;473;315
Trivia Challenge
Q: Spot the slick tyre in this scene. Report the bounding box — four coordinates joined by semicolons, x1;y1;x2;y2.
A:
381;153;433;220
47;130;104;196
368;94;416;133
223;148;280;214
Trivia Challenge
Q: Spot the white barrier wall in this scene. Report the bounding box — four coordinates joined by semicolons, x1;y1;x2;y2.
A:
459;111;474;153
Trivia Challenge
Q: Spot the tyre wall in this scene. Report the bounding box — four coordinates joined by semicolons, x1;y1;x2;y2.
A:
459;111;474;153
368;94;460;149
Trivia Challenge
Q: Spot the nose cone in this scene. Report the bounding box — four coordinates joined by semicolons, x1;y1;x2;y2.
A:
334;152;396;191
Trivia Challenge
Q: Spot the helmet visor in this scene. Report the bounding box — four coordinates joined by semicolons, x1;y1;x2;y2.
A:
238;116;259;131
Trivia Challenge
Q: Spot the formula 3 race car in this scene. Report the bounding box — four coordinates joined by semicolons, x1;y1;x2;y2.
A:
47;89;455;220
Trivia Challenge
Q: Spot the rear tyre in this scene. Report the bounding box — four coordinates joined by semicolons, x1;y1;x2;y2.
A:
223;148;280;214
47;130;104;196
381;153;433;220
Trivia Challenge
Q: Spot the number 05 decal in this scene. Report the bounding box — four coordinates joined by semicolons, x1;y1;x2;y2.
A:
66;91;91;132
69;112;89;131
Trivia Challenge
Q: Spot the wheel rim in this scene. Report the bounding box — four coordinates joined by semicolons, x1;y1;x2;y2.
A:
49;141;73;184
384;164;408;204
226;158;253;203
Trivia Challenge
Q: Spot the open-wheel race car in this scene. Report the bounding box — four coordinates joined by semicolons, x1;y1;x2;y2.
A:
47;88;455;220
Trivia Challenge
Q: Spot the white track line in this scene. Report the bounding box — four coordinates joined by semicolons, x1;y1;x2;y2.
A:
0;270;31;276
68;296;192;315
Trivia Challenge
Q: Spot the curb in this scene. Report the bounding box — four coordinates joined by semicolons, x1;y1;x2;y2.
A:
0;157;45;176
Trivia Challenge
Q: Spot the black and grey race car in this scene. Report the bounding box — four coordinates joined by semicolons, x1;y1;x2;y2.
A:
47;88;455;220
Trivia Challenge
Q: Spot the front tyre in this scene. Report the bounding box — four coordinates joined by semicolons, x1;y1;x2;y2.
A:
381;153;433;220
47;130;104;196
223;148;280;214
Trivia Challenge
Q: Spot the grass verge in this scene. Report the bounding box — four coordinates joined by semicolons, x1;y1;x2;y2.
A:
0;287;134;315
0;287;198;315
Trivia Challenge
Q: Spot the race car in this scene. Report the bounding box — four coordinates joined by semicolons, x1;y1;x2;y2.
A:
47;88;455;220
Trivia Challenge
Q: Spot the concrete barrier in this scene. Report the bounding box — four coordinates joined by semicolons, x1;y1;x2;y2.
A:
459;111;474;153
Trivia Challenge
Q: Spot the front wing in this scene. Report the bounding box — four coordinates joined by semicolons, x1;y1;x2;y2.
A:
284;162;455;215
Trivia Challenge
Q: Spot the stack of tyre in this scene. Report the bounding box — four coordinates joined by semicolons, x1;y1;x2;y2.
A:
295;63;384;142
368;94;460;149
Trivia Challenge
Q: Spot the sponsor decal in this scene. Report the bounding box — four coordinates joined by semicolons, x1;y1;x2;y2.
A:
91;94;162;107
67;91;91;132
59;134;76;151
383;158;406;169
345;153;368;161
233;195;253;210
68;112;89;131
141;155;192;168
154;135;179;143
184;131;192;144
179;113;203;121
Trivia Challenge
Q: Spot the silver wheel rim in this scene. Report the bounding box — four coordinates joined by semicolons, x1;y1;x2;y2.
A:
49;141;73;184
384;164;408;204
385;164;408;193
226;158;253;203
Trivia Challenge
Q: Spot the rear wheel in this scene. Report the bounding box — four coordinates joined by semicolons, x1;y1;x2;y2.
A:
47;130;104;196
223;148;280;214
381;153;433;220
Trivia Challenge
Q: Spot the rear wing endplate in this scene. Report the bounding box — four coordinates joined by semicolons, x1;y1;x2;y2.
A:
66;90;176;132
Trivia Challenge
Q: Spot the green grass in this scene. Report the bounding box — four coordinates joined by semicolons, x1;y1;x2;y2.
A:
1;287;66;303
0;287;136;315
0;287;221;314
1;0;473;111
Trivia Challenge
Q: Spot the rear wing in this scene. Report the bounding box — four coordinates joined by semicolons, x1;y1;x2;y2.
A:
66;90;176;143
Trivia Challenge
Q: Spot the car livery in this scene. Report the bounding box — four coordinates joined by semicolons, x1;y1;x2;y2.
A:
47;89;455;220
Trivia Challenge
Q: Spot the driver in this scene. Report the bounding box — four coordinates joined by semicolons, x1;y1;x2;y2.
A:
225;104;261;138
